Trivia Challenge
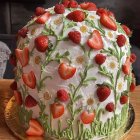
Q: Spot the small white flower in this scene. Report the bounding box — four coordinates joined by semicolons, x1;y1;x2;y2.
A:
50;15;63;35
73;22;92;44
116;77;125;93
72;54;88;69
38;87;55;105
27;25;43;39
29;55;42;66
104;56;118;73
105;30;117;41
82;93;97;111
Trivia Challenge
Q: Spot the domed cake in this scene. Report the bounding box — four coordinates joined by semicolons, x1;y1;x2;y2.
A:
10;0;136;139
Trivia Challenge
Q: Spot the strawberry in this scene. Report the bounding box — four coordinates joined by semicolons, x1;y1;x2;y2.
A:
35;35;49;52
22;71;36;89
95;54;106;65
122;57;131;75
130;53;137;63
50;103;64;119
120;95;128;105
9;53;17;66
121;24;132;37
68;0;78;8
87;30;103;50
100;13;117;31
15;47;29;67
80;111;95;124
58;63;76;80
117;35;126;47
66;10;85;22
108;11;115;18
25;95;38;108
97;85;111;102
97;8;108;16
80;2;97;11
35;7;45;16
62;0;70;8
26;119;44;136
97;8;115;18
14;90;22;105
10;81;17;90
35;12;50;24
105;102;115;112
18;27;28;38
54;4;65;14
57;89;69;102
68;31;81;44
130;82;136;92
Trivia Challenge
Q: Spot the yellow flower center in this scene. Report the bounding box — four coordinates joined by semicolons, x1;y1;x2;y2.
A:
44;92;51;100
126;40;129;45
31;28;36;35
80;26;88;33
76;56;85;64
109;62;116;69
34;56;41;64
118;82;123;90
87;98;94;106
108;31;113;38
54;17;63;25
89;15;95;19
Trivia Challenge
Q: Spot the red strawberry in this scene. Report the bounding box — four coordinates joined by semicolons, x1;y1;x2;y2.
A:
9;53;17;66
50;103;64;119
25;95;38;108
35;35;49;52
15;47;29;67
105;102;115;112
22;71;36;89
57;89;69;102
130;53;137;63
68;31;81;44
95;54;106;65
54;4;65;14
26;119;44;136
97;8;115;18
58;63;76;80
62;0;70;8
108;11;115;18
117;35;126;47
122;57;131;75
120;95;128;105
80;111;95;124
97;86;111;102
97;8;108;16
68;0;78;8
87;30;103;50
100;13;117;31
10;81;17;90
35;7;45;16
121;24;132;37
18;27;28;38
14;90;22;105
130;82;136;92
80;2;97;11
66;10;85;22
35;12;50;24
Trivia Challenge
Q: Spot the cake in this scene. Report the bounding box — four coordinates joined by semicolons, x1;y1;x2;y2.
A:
10;1;137;139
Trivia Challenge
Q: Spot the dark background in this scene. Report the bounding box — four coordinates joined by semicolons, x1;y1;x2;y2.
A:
0;0;140;85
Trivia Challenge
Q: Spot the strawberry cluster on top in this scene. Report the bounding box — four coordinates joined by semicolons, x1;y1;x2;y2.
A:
9;0;137;137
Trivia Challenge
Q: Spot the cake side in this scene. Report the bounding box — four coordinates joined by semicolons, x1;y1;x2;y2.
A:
11;1;136;140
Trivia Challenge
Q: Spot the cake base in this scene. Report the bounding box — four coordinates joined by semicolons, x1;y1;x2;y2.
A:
5;96;135;140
